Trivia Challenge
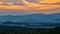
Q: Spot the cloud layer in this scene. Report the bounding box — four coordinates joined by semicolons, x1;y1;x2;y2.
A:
0;0;60;15
0;0;60;10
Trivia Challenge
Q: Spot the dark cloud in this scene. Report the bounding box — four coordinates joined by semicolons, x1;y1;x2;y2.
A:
0;0;24;6
0;0;40;4
0;0;19;2
0;0;40;5
27;0;40;3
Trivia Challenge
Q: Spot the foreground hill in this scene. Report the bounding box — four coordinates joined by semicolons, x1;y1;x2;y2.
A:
0;25;60;34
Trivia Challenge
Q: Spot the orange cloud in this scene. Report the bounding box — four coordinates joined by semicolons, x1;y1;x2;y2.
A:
0;0;60;10
0;2;4;4
39;0;60;3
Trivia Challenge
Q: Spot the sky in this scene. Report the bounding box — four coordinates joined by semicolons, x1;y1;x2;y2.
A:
0;0;60;15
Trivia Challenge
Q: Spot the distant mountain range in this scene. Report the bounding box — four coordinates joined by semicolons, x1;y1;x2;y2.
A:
0;13;60;23
0;13;60;28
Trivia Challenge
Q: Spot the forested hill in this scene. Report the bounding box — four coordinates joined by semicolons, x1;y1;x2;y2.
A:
0;25;60;34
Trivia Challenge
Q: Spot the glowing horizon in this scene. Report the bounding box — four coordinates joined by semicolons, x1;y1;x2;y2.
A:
0;0;60;10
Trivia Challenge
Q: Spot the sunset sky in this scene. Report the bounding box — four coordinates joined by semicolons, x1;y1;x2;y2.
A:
0;0;60;15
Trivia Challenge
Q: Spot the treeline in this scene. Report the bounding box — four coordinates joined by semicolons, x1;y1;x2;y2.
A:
0;25;60;34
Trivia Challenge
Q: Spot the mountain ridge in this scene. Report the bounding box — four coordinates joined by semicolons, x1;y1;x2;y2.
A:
0;13;60;22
